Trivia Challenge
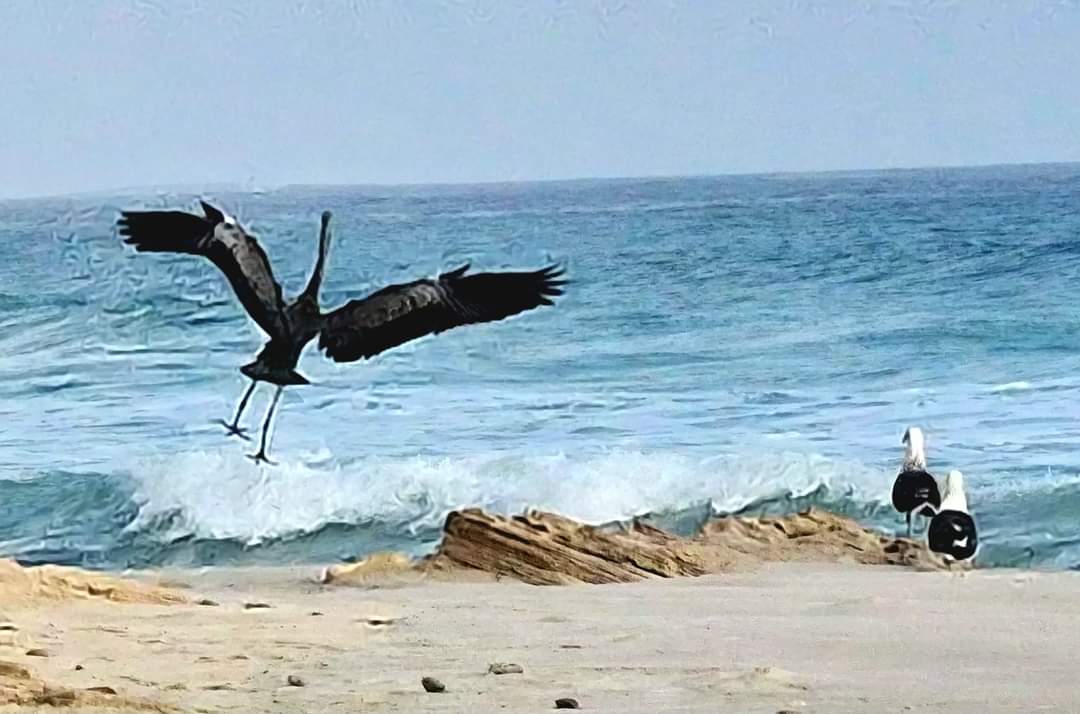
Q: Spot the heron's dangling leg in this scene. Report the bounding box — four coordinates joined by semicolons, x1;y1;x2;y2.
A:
216;379;257;440
247;386;284;465
906;511;912;538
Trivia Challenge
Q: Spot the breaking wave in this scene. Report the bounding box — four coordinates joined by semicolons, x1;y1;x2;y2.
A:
2;448;1075;570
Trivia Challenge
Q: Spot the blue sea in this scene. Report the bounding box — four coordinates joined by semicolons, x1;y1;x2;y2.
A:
3;164;1080;570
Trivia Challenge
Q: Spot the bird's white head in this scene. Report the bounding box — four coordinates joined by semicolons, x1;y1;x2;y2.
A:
940;469;969;514
901;426;927;470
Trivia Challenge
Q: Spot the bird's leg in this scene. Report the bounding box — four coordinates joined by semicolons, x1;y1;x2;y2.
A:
906;511;912;538
216;380;257;440
247;386;284;465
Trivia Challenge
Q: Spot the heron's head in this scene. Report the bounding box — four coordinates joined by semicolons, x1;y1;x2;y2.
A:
941;469;969;514
902;426;926;469
318;210;333;245
201;200;238;229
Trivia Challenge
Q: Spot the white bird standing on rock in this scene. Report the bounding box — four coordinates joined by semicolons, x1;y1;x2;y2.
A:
928;470;978;563
891;427;942;537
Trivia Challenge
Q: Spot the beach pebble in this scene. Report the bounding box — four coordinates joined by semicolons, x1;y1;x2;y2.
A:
244;601;272;609
310;611;324;616
85;686;117;695
74;664;84;671
555;697;580;709
25;648;50;657
488;662;524;675
196;598;220;607
287;674;305;687
421;676;446;693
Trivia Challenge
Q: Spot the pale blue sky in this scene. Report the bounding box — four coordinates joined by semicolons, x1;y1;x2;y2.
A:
1;1;1079;198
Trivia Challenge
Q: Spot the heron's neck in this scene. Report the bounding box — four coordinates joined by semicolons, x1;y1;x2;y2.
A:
301;225;330;303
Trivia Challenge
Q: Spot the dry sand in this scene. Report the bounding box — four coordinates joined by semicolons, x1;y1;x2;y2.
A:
2;561;1077;713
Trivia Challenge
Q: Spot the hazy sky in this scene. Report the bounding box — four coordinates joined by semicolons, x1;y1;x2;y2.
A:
2;1;1079;198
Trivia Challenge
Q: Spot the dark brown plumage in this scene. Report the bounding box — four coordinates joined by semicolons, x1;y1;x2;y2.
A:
319;264;565;362
117;201;566;463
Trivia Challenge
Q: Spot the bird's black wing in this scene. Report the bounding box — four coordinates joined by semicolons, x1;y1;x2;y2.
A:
317;263;565;362
892;469;941;515
117;202;289;340
928;510;978;561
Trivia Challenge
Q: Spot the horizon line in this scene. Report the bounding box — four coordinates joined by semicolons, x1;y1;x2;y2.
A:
3;158;1078;203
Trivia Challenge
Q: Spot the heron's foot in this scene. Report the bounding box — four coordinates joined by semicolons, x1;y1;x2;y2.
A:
246;450;277;466
215;419;251;441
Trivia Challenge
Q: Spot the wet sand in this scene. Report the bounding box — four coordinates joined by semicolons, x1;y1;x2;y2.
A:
2;561;1077;713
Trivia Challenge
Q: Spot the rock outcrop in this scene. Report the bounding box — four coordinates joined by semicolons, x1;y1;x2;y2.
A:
695;507;942;568
430;508;714;585
322;506;951;587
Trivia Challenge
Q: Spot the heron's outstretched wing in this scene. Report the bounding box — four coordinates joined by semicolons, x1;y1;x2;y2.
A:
117;201;288;339
318;263;565;362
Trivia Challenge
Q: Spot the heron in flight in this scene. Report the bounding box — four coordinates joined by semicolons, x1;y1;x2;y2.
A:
117;201;566;463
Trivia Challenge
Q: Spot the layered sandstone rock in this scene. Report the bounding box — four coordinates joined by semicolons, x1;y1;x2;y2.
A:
323;506;950;587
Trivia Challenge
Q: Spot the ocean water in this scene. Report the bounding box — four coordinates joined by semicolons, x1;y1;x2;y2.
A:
3;164;1080;570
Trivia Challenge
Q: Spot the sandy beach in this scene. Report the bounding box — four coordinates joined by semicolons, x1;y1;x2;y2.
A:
2;559;1077;713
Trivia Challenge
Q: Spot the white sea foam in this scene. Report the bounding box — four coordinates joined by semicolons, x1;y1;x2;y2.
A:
121;448;891;545
989;381;1032;393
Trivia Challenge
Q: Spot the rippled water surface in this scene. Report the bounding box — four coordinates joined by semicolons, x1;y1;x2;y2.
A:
3;164;1080;569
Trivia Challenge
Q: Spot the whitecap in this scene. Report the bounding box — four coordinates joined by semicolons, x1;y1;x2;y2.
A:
118;448;892;546
989;381;1032;393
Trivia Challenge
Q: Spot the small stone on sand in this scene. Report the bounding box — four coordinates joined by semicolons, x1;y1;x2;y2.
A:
196;598;219;607
85;686;117;695
287;674;305;687
25;648;50;657
74;664;84;671
421;676;446;693
244;602;272;609
555;697;580;709
488;662;524;675
310;611;324;616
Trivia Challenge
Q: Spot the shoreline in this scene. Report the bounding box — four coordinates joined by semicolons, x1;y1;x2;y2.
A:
2;562;1076;712
3;508;1075;711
